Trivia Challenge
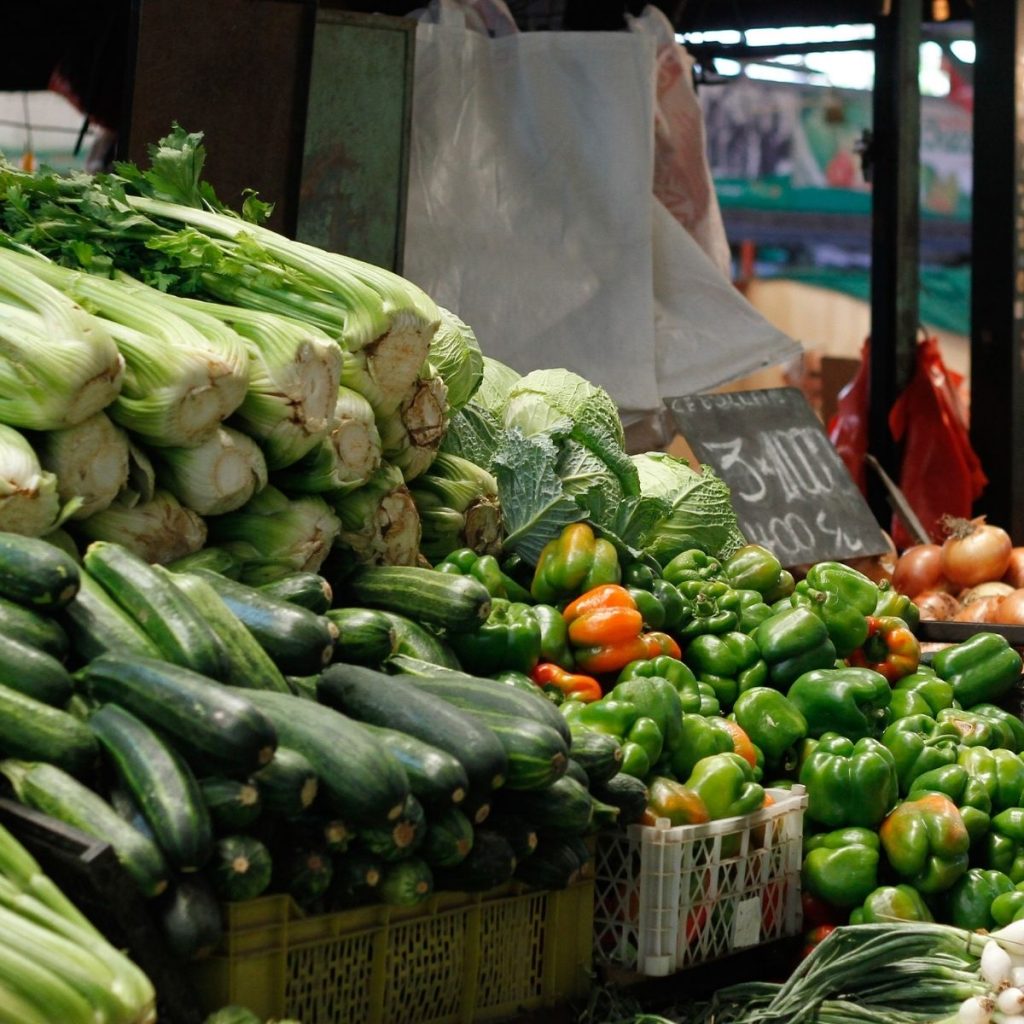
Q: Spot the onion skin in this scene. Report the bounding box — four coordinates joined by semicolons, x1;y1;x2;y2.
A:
893;544;950;598
996;589;1024;625
1004;548;1024;589
960;581;1015;606
952;595;1003;623
916;590;961;621
940;516;1013;587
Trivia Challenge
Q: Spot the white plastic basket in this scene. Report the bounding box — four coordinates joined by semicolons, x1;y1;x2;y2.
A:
593;785;807;976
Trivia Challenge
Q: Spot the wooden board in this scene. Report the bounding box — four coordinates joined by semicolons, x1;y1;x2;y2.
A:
665;387;889;567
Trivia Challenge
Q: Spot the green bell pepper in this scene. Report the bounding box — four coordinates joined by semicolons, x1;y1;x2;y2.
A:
937;707;1015;749
790;585;869;659
992;887;1024;926
622;563;657;589
669;713;735;780
723;544;783;596
932;632;1023;709
908;764;992;843
611;676;684;750
533;604;573;670
802;827;880;909
684;752;764;820
738;600;775;634
947;868;1015;931
662;549;723;585
437;548;532;602
889;669;956;721
763;569;796;604
799;733;899;829
849;884;934;925
880;714;961;794
805;561;880;616
969;704;1024;753
576;699;640;738
957;746;1024;811
530;523;620;603
626;716;663;766
683;631;768;709
628;587;666;631
879;793;970;894
677;587;738;641
652;578;688;632
620;741;651;779
618;656;719;717
752;607;838;689
449;599;542;674
732;687;807;772
787;667;892;740
873;582;921;631
987;808;1024;883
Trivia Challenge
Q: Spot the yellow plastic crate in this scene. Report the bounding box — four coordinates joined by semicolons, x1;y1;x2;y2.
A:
191;880;594;1023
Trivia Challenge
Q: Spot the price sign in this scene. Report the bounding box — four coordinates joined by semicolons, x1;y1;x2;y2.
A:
665;388;888;567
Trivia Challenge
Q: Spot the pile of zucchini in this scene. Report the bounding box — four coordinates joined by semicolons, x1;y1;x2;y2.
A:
0;532;643;963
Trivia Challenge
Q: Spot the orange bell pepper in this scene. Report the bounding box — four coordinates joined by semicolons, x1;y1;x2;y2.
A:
567;607;644;647
641;631;682;660
716;719;759;770
530;662;603;703
574;635;652;675
563;584;636;623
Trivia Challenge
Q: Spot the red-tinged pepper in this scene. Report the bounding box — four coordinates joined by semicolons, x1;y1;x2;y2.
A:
848;615;921;682
563;584;636;623
715;719;759;773
647;776;709;825
641;632;682;660
574;636;652;675
568;606;644;647
801;925;837;960
530;523;620;603
530;663;602;703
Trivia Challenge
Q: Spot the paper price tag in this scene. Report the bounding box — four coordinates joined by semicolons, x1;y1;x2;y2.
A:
732;897;762;949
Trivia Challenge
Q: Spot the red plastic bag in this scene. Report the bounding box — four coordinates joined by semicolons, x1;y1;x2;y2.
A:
828;340;871;494
889;337;987;548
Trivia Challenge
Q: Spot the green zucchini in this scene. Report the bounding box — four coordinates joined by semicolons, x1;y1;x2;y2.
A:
203;1007;261;1024
157;875;223;960
432;831;516;892
481;812;538;862
166;546;242;578
358;795;426;863
496;776;594;837
378;857;433;907
0;684;97;776
564;759;590;789
109;785;155;840
329;850;383;909
379;613;460;669
347;565;491;632
252;747;318;817
1;760;168;897
565;835;591;870
591;773;648;826
362;725;469;808
236;689;408;825
168;571;290;692
0;633;72;706
0;596;68;661
325;607;396;666
191;569;337;675
317;664;507;803
514;839;582;890
469;711;568;791
460;793;492;826
286;675;319;701
211;835;273;902
320;817;352;855
568;728;623;785
60;568;162;663
258;572;332;614
83;542;225;678
42;528;80;564
420;807;474;868
90;703;213;872
0;532;80;610
79;655;278;774
275;846;333;908
200;777;263;832
287;811;352;855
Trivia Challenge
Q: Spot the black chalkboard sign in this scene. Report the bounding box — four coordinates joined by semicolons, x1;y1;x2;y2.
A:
664;388;889;567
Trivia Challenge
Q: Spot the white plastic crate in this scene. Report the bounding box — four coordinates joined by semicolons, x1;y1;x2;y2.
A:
593;786;807;976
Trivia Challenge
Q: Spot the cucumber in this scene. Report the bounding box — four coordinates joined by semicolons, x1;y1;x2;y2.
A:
60;568;162;663
481;812;538;862
156;875;223;960
496;776;594;837
236;689;408;825
1;760;168;897
258;572;332;614
0;596;68;661
0;684;97;776
90;703;213;872
252;747;318;817
568;729;623;785
211;835;273;902
191;569;337;675
395;670;571;745
0;633;72;706
592;773;648;826
379;612;460;669
275;846;333;908
564;759;590;789
325;607;396;666
358;795;426;863
347;565;491;632
378;857;433;907
83;542;225;678
317;664;507;803
166;546;241;578
0;532;80;609
79;655;278;773
420;806;474;868
432;831;516;892
514;839;582;890
329;850;383;909
200;777;263;832
169;571;290;692
362;725;469;808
